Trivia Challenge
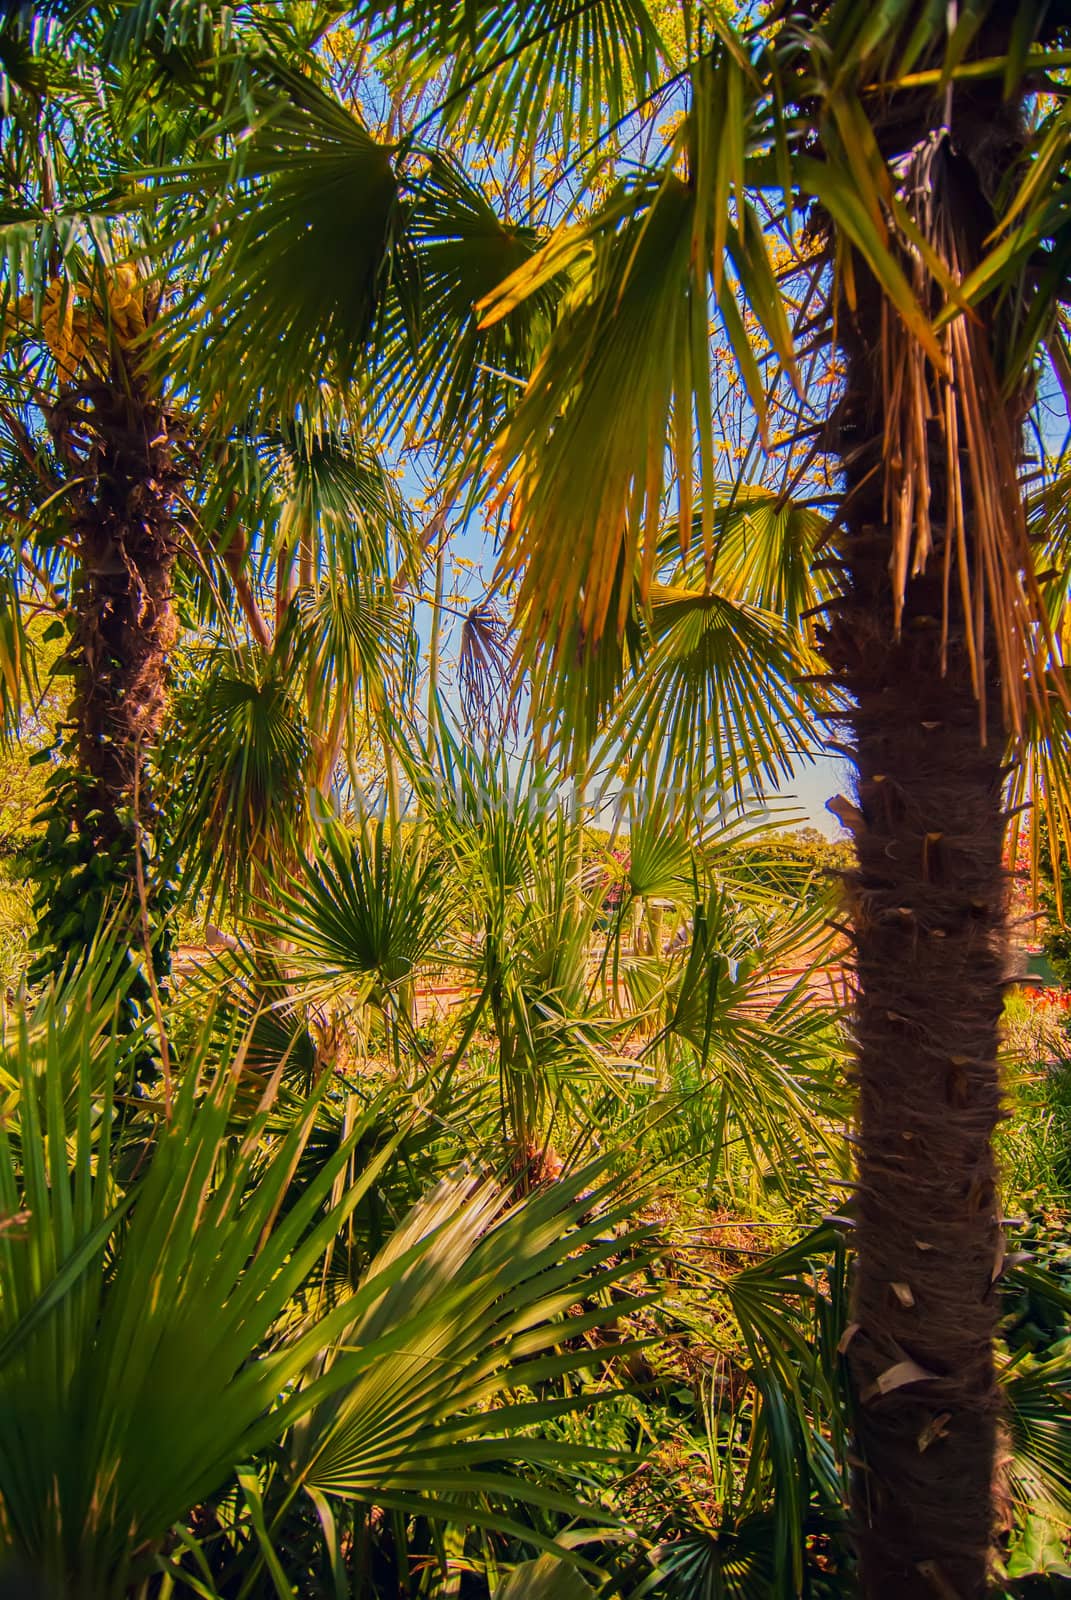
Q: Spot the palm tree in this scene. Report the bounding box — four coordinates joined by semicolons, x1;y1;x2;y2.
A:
469;7;1071;1594
0;9;415;1011
237;4;1071;1594
785;16;1046;1594
0;5;248;997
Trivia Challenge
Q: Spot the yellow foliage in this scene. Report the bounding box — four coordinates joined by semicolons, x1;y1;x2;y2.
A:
42;282;90;378
658;111;685;145
106;263;147;345
4;265;148;381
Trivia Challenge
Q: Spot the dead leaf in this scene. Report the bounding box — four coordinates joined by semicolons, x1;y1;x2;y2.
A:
991;1235;1006;1283
837;1321;862;1355
862;1357;938;1402
917;1412;952;1453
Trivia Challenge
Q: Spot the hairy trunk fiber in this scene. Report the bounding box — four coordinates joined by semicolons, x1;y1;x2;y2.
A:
70;370;178;833
34;355;180;988
824;550;1006;1599
817;34;1029;1600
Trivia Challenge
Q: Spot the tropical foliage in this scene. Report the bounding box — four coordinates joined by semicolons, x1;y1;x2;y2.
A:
0;2;1070;1598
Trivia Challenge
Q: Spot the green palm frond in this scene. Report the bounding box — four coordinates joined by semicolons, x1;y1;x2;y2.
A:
176;942;321;1097
483;171;717;663
94;0;286;64
1006;682;1071;908
278;1159;655;1542
0;934;146;1120
188;409;416;654
0;548;33;741
655;890;848;1202
598;584;824;811
275;416;415;584
296;582;413;761
467;3;1071;741
170;65;403;416
525;486;834;790
487;837;634;1138
1002;1314;1071;1533
651;1225;852;1599
258;818;454;1007
1005;469;1071;881
649;1519;779;1600
372;154;560;470
720;1226;851;1592
164;645;311;918
620;794;695;903
494;1554;596;1597
689;489;834;628
403;726;546;926
355;0;667;156
0;991;127;1423
523;543;643;767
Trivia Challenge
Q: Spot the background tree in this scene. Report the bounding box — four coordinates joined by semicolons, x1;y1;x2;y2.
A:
0;8;415;1016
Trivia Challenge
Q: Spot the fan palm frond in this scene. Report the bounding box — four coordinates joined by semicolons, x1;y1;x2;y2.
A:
494;1554;596;1597
269;410;416;585
372;153;561;473
297;581;413;774
355;0;667;156
0;1000;395;1594
258;818;454;1008
404;725;547;926
176;942;321;1097
599;585;824;812
168;64;404;417
692;488;834;629
619;793;695;903
656;890;848;1202
164;645;311;918
280;1159;655;1543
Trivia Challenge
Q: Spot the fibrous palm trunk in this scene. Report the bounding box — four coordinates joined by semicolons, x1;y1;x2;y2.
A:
818;48;1027;1600
36;349;180;996
71;369;177;826
825;546;1006;1599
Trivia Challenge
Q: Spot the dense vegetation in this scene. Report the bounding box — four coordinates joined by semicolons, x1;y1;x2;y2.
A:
1;2;1071;1597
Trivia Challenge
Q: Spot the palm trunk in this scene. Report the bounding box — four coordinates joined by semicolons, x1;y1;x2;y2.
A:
70;370;177;837
35;352;179;991
826;546;1006;1599
816;29;1030;1597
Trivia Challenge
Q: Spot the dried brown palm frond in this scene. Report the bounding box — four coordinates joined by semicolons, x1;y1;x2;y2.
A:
458;597;519;740
873;129;1066;743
